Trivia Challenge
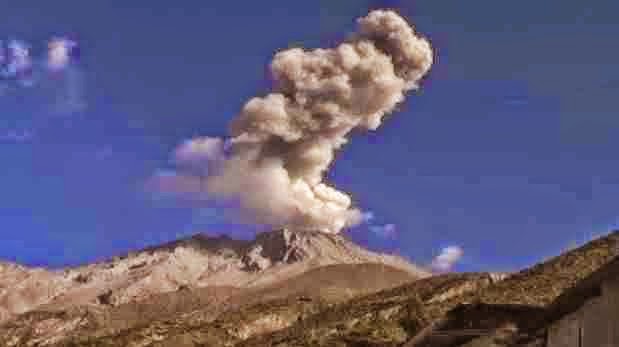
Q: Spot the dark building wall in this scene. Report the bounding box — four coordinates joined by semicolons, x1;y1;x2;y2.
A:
547;276;619;347
602;276;619;345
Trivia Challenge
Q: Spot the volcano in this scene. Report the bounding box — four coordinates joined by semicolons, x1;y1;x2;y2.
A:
0;228;428;346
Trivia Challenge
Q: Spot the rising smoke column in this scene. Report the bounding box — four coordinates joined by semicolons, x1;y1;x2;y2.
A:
178;10;433;233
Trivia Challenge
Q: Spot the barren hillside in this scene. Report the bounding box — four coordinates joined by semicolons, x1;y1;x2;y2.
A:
0;228;427;346
3;231;616;346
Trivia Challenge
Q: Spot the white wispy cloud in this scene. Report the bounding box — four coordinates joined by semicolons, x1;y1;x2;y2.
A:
369;223;397;238
431;245;464;272
360;211;375;223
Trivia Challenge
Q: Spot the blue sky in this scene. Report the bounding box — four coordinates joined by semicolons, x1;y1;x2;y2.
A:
1;0;618;272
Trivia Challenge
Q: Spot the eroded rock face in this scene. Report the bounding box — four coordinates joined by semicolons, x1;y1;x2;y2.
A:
0;263;70;320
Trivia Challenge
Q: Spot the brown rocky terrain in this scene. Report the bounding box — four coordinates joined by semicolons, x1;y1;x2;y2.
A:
2;230;616;347
234;231;619;347
0;229;427;321
0;228;427;346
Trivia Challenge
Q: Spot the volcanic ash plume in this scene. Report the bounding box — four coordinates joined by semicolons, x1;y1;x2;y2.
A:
179;10;433;233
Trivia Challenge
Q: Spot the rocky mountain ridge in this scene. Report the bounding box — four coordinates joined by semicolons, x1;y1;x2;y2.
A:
0;229;428;325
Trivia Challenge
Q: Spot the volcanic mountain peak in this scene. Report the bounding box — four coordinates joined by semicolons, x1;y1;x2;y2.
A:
0;229;427;324
242;228;428;274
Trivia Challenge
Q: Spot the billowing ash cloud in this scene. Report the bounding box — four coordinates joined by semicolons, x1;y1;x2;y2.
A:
431;246;464;272
173;10;433;233
173;137;226;170
145;169;205;199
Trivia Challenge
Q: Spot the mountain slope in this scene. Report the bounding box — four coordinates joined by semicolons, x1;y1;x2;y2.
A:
0;262;419;347
4;231;616;346
0;229;427;346
239;231;619;347
0;229;427;324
